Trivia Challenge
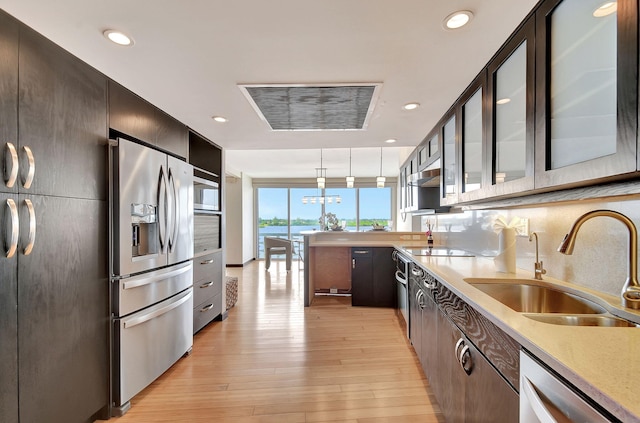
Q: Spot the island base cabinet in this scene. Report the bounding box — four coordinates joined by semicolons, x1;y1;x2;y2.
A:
435;310;519;423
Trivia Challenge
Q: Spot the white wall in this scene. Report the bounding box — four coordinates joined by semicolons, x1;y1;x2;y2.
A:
224;173;255;266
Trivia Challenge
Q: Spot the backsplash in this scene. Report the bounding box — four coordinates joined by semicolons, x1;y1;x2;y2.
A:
422;196;640;297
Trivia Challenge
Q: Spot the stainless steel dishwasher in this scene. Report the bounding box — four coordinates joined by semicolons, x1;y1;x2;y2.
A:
520;350;613;422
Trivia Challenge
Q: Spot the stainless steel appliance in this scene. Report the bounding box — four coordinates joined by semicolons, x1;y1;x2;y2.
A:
193;167;221;256
520;350;611;422
393;250;410;336
110;138;194;415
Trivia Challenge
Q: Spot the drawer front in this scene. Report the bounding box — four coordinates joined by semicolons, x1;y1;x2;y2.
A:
194;277;222;307
193;292;222;333
194;251;222;283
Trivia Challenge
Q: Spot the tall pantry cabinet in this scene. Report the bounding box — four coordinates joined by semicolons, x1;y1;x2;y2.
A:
0;9;109;423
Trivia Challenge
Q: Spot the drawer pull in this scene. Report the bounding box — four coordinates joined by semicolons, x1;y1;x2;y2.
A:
199;281;214;288
200;304;214;312
200;259;214;265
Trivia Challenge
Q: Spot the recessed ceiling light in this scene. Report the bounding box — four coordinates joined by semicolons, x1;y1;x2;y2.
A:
593;1;617;17
103;29;133;46
212;116;228;123
496;98;511;105
385;138;397;144
403;102;420;111
443;10;474;30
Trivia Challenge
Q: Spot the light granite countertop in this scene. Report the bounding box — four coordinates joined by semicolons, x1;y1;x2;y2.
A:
396;249;640;423
303;232;640;422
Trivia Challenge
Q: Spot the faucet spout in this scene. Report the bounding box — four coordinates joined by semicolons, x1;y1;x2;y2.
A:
557;210;640;309
529;232;546;280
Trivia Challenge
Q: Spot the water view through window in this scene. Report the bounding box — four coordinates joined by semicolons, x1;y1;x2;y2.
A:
257;187;392;258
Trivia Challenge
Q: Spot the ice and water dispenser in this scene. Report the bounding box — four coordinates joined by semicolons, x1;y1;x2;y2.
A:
130;203;158;257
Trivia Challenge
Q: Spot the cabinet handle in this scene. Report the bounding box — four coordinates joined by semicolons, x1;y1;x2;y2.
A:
200;303;214;312
454;338;465;359
20;146;35;189
4;143;18;188
391;250;397;261
5;199;19;258
459;345;472;375
23;199;35;256
418;290;426;310
200;259;214;265
199;281;214;288
352;258;356;269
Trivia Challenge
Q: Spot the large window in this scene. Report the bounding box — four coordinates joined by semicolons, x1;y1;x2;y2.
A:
256;187;392;258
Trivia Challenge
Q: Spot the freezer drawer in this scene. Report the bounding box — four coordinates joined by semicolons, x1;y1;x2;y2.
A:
114;288;193;407
115;261;193;317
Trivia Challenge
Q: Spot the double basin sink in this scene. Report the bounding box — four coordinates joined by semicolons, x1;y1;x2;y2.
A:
464;278;639;327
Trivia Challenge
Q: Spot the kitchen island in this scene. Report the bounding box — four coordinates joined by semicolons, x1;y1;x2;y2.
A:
301;231;429;307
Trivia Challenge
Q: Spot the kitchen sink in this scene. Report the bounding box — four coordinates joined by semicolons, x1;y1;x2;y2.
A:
464;279;606;314
524;314;639;327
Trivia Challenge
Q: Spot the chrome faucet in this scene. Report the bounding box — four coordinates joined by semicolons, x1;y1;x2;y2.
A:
557;210;640;309
529;232;546;280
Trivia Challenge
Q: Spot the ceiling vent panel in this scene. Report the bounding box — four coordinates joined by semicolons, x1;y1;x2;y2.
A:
239;83;381;131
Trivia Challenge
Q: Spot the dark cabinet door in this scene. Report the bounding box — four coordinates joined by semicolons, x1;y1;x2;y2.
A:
18;26;107;201
109;81;188;158
351;248;373;306
372;247;395;307
0;10;19;196
18;195;109;423
408;273;422;357
435;312;465;423
0;193;19;423
465;340;519;422
420;290;438;387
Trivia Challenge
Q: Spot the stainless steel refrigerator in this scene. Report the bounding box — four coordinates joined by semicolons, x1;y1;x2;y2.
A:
109;137;194;415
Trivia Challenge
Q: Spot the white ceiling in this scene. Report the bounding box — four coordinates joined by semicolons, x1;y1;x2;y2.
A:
0;0;539;178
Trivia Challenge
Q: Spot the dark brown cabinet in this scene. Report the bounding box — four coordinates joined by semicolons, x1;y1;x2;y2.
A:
0;11;20;423
109;81;188;158
19;26;108;201
351;247;395;307
406;260;520;423
1;10;109;423
18;195;108;423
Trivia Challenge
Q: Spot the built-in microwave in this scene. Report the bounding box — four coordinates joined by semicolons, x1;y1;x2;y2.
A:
193;170;219;212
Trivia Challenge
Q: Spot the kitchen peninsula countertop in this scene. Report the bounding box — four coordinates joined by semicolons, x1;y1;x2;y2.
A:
301;231;640;422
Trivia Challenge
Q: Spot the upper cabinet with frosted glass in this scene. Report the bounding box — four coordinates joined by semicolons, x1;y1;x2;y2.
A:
484;19;536;199
458;73;487;203
440;109;459;206
534;0;638;189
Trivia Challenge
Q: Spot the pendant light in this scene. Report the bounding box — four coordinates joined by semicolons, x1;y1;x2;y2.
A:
316;149;326;189
346;148;355;188
377;147;386;188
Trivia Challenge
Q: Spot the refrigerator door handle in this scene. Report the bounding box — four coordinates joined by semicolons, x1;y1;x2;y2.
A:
167;168;178;252
158;165;168;252
122;262;192;290
5;198;19;258
23;199;36;256
20;145;35;189
4;142;19;188
123;289;192;329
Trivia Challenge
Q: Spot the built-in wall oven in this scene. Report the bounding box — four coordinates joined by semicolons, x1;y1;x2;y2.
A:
393;250;410;336
193;167;221;256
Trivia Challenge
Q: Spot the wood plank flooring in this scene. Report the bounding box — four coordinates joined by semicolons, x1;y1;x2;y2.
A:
103;260;444;423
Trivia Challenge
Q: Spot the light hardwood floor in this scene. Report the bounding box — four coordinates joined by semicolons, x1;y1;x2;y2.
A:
104;260;444;423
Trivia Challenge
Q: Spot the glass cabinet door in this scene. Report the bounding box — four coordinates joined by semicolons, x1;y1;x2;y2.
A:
486;18;535;198
459;77;485;201
441;113;458;205
535;0;637;188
